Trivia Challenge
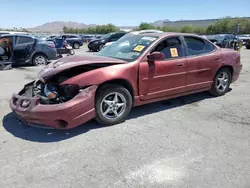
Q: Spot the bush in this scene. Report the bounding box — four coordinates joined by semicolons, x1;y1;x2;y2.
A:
63;24;119;34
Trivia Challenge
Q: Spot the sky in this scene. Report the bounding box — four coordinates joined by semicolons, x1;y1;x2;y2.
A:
1;0;250;28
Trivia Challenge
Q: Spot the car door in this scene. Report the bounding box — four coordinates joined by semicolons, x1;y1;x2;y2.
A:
13;36;35;64
139;36;187;100
183;36;221;91
0;36;13;61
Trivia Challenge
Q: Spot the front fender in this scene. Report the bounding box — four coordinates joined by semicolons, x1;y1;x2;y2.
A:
61;63;139;95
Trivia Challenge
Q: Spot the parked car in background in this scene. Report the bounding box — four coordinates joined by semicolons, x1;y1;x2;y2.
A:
246;39;250;49
10;33;242;129
0;34;57;66
57;34;83;49
46;35;57;41
238;34;250;45
80;34;96;42
88;32;126;52
95;35;102;39
207;34;239;47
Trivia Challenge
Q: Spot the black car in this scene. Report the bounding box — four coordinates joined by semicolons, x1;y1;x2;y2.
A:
60;34;83;49
208;34;239;48
88;32;126;52
79;34;96;42
246;39;250;49
0;34;57;66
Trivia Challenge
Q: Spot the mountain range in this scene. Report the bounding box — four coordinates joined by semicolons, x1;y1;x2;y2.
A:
28;19;172;33
27;18;250;33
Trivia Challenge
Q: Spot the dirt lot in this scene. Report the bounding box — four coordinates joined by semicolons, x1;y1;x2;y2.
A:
0;47;249;188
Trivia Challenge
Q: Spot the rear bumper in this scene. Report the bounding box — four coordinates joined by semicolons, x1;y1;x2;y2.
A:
232;63;243;83
10;85;98;129
47;49;58;60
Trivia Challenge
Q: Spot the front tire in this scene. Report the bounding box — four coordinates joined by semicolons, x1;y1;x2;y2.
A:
95;84;133;126
209;68;231;96
69;49;75;55
32;54;48;66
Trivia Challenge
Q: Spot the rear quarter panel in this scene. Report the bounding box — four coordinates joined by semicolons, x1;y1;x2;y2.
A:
32;43;57;60
219;48;242;82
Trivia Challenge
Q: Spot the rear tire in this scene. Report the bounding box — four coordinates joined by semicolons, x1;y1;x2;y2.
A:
209;68;232;96
97;44;104;52
73;43;80;49
32;54;48;66
95;84;133;126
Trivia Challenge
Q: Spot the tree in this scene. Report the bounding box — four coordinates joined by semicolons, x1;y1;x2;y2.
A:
138;22;155;30
63;26;68;33
181;25;194;33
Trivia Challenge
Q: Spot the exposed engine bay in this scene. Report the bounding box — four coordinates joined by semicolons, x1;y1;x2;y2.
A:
19;63;116;104
19;80;80;104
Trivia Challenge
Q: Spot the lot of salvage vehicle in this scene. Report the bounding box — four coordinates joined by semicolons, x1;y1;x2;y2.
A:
0;45;249;187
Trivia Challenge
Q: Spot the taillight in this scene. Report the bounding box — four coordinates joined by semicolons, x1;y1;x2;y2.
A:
48;43;55;48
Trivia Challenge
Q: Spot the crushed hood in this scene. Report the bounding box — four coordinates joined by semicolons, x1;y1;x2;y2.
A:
37;54;127;81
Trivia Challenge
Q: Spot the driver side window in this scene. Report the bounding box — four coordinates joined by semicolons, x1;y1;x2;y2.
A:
152;37;184;59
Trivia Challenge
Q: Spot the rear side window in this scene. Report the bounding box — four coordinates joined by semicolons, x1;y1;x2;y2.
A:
205;40;216;52
17;37;34;44
152;37;184;59
184;36;215;56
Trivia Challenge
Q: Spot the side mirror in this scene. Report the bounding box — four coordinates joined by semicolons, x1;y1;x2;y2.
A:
147;52;165;61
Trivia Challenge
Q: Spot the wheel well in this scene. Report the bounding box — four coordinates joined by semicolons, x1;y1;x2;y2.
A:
73;41;80;44
97;79;134;97
217;65;234;79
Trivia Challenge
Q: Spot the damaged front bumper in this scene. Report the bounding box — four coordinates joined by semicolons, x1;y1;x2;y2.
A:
10;84;98;129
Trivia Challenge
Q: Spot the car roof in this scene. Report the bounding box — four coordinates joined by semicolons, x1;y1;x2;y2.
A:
133;32;204;38
0;34;34;38
62;34;78;36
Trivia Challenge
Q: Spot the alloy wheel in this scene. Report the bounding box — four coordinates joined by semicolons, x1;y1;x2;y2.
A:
100;92;126;120
216;72;229;92
34;56;46;66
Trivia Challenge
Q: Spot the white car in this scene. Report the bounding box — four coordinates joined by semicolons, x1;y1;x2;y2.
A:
103;29;163;48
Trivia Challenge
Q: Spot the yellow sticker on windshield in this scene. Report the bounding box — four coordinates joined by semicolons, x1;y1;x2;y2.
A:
133;45;145;52
170;48;179;57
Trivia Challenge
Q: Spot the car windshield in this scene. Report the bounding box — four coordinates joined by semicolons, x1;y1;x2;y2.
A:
101;34;111;39
96;34;158;62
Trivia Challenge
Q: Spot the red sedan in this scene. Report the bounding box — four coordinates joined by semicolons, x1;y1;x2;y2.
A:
10;33;242;129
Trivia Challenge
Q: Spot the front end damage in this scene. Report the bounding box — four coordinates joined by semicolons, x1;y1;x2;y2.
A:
10;65;100;129
10;55;127;129
10;80;97;129
11;83;98;129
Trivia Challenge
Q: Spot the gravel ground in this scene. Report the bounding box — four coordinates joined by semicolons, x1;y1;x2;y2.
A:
0;46;249;188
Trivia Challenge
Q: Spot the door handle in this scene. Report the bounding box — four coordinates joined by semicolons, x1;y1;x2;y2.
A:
177;62;185;67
